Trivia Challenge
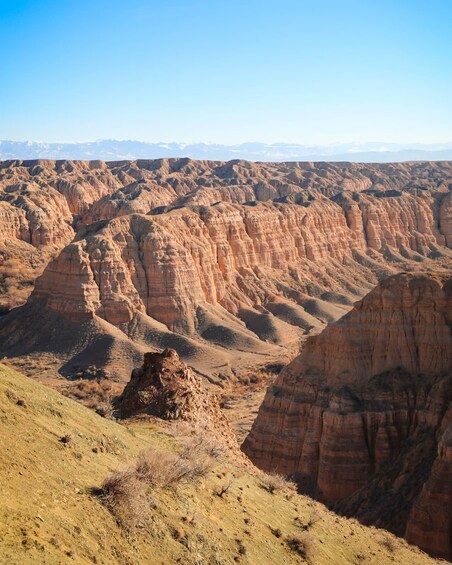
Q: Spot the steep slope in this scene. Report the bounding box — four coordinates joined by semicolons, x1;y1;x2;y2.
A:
0;363;441;564
1;159;451;311
243;273;452;560
1;186;450;382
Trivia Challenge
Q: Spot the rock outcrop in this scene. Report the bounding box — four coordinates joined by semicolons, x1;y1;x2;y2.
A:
116;348;205;420
115;349;239;453
242;273;452;560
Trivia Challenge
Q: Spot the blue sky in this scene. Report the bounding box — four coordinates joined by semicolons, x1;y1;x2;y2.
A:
1;0;451;144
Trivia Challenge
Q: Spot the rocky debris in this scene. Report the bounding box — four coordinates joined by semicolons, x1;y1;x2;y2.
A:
115;349;204;420
116;349;243;457
242;273;452;560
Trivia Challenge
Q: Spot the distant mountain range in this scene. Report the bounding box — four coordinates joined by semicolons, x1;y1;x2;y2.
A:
1;140;452;163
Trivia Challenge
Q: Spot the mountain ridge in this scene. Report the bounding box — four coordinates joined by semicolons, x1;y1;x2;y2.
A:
2;140;452;162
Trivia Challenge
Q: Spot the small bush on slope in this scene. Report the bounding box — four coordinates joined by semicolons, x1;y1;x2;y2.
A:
259;471;297;494
99;444;215;527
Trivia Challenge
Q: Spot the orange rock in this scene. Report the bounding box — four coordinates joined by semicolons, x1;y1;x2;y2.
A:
243;273;452;559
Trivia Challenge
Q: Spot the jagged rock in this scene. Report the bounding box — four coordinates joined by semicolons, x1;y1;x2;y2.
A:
115;349;240;455
242;273;452;560
116;348;204;420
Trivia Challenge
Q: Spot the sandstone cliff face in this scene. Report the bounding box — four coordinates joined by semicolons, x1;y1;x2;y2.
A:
405;407;452;560
30;190;450;334
242;273;452;560
2;159;451;245
1;159;451;311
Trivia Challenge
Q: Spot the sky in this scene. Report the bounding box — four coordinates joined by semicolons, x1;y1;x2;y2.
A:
1;0;451;145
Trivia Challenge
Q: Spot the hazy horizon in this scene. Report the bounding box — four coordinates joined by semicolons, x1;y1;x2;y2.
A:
2;139;452;163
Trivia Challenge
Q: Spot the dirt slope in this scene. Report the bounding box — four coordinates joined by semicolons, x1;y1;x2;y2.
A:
0;363;441;564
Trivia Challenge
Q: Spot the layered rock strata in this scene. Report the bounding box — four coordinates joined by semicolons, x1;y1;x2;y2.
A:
30;194;451;331
1;158;451;310
242;273;452;559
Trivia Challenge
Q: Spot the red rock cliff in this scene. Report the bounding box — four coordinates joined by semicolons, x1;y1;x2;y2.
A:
242;273;452;560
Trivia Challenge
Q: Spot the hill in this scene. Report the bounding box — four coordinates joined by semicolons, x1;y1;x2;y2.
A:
0;363;441;564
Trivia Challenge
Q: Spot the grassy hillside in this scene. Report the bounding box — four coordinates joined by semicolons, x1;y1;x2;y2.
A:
0;363;441;564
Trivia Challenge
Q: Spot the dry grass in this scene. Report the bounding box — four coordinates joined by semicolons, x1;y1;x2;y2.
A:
62;377;120;417
99;440;216;528
378;535;397;553
100;469;149;529
135;448;211;487
0;364;439;565
286;532;315;560
259;472;295;494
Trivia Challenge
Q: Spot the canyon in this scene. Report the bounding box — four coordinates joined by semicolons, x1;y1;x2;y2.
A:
243;272;452;560
0;159;451;383
0;158;451;561
1;158;451;310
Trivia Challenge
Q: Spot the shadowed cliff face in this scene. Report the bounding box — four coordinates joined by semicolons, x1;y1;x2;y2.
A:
242;273;452;560
0;181;450;381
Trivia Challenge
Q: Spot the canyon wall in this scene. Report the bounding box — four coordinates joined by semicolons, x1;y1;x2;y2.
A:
1;159;450;311
31;190;450;333
0;158;450;380
242;273;452;560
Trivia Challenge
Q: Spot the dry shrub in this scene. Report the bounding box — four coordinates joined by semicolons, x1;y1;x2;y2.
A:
99;443;215;529
286;532;314;560
136;450;195;487
296;508;322;531
62;378;119;417
100;468;149;528
260;472;293;494
181;432;224;462
378;535;397;553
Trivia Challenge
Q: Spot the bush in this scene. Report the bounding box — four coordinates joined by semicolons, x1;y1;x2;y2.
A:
378;535;397;553
99;442;215;529
286;532;314;560
260;472;292;494
136;449;197;487
100;468;148;528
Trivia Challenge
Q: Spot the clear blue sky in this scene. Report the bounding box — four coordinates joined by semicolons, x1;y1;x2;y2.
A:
1;0;451;144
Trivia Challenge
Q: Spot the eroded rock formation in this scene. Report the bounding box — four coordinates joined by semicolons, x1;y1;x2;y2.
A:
30;193;452;330
1;158;451;311
1;180;450;381
116;348;205;420
242;273;452;560
115;348;239;453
